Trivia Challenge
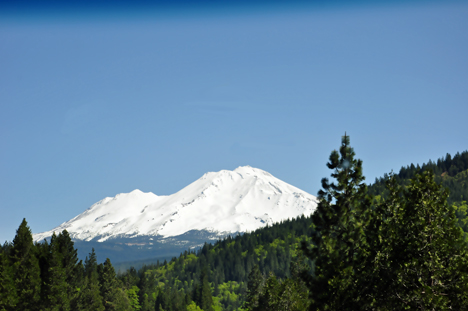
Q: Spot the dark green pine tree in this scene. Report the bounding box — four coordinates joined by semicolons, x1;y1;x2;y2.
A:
43;232;70;311
85;248;98;279
193;268;214;311
256;272;279;311
74;248;104;311
137;270;152;311
36;238;50;308
245;264;263;310
301;134;372;310
0;245;18;310
55;230;82;303
9;218;41;311
154;286;168;311
98;258;120;311
74;274;105;311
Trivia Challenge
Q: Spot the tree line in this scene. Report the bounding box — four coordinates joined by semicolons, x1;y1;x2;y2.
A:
368;150;468;204
2;135;468;310
116;136;468;310
294;134;468;310
0;220;131;310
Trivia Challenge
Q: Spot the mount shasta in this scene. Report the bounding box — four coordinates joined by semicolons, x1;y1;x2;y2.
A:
33;166;317;262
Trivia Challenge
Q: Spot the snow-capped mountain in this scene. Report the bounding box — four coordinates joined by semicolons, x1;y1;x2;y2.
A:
34;166;317;245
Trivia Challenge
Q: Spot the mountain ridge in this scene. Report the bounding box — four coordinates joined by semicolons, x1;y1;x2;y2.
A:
33;166;317;245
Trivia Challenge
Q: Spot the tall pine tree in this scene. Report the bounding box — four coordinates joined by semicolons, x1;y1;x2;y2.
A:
75;248;104;311
56;230;81;299
193;268;214;311
245;264;262;310
301;134;372;310
9;219;41;311
44;232;70;311
99;258;117;310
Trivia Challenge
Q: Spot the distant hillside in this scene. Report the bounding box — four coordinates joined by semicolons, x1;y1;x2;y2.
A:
368;150;468;205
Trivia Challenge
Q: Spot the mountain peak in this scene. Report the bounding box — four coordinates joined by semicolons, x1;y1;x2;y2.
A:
234;165;271;177
33;166;317;243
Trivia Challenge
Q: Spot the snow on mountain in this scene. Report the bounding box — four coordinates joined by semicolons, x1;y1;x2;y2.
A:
33;166;317;243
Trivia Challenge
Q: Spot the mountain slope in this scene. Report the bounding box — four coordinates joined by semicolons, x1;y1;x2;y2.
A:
33;166;317;246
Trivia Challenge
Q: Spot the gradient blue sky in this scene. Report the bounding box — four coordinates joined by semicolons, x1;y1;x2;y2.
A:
1;0;467;242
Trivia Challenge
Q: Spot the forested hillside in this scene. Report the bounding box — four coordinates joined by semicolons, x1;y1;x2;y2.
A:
368;150;468;204
117;215;315;311
2;142;468;310
112;144;468;311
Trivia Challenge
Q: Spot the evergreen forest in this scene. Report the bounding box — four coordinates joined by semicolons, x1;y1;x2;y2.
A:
2;136;468;310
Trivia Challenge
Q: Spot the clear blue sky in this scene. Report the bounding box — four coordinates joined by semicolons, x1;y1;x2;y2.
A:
1;0;467;242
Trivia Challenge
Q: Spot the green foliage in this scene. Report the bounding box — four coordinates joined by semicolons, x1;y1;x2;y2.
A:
453;201;468;241
301;134;372;310
193;268;214;311
368;172;468;309
0;247;17;310
368;150;468;205
246;270;307;311
44;232;71;310
10;218;41;311
186;301;203;311
245;265;262;310
74;275;105;311
99;258;125;311
5;141;466;310
114;214;314;311
1;220;129;311
214;281;245;311
299;136;468;310
85;248;98;279
109;143;468;310
126;286;141;310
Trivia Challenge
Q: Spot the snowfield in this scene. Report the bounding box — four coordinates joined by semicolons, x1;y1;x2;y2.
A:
33;166;317;243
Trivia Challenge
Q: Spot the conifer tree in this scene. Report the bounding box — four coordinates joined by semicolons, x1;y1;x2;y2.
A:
85;248;98;279
56;230;81;293
74;275;105;311
75;249;104;311
10;218;41;311
193;268;214;311
0;247;17;310
245;264;262;310
301;134;372;310
99;258;118;310
137;270;151;311
154;286;167;311
44;232;70;310
256;272;279;311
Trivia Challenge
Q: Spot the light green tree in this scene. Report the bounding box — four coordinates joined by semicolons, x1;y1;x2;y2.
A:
126;286;141;311
186;301;203;311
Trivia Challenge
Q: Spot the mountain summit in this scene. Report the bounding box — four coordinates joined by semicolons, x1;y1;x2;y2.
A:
34;166;317;244
33;166;317;262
